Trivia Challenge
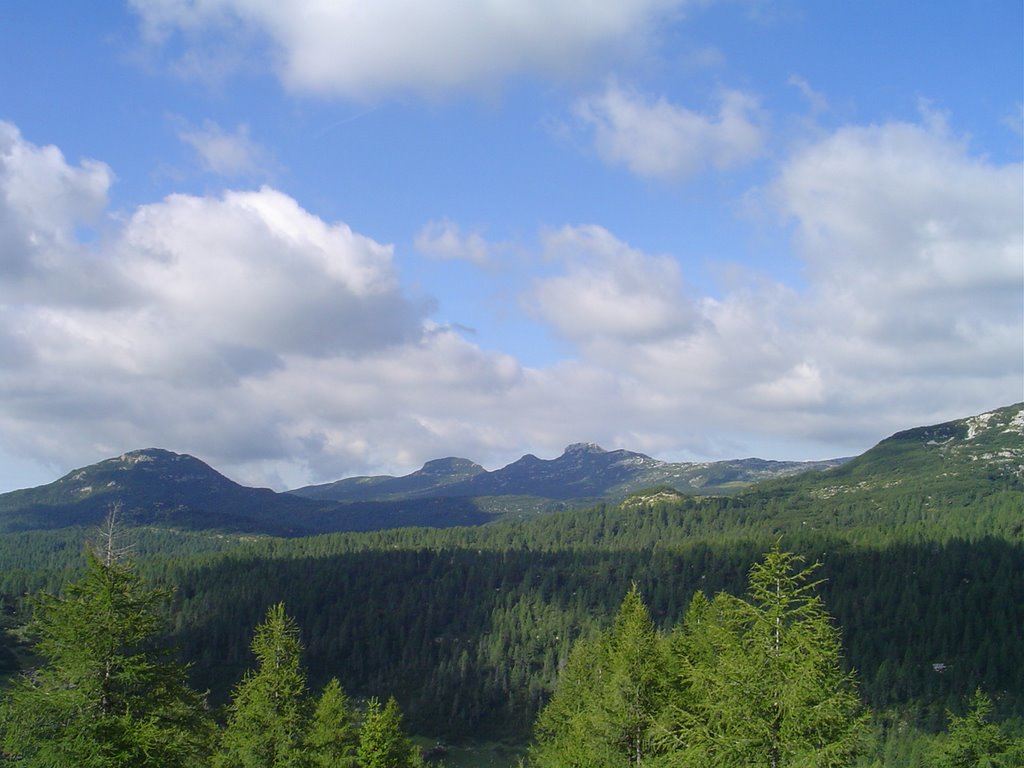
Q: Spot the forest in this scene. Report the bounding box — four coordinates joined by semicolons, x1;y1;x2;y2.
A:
1;529;1021;767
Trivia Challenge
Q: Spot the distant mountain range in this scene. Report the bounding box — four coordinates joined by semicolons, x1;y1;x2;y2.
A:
290;442;847;502
0;403;1019;536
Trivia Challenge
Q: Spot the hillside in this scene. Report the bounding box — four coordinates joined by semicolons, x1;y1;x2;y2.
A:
0;405;1018;542
0;449;330;536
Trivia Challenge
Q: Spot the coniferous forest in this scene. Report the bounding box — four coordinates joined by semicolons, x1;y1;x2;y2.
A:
1;407;1023;766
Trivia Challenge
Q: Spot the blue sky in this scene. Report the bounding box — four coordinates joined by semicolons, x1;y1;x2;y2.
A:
1;1;1021;492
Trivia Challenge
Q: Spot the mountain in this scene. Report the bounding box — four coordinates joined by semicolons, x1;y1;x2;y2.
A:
821;402;1023;483
0;449;498;536
294;456;486;501
785;401;1024;503
1;404;1018;537
0;449;337;536
290;442;847;502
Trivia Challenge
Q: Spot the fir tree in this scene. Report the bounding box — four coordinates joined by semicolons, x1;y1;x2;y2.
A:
664;547;869;767
931;688;1023;768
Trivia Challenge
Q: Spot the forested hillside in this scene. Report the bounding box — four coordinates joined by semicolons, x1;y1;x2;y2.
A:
0;404;1022;765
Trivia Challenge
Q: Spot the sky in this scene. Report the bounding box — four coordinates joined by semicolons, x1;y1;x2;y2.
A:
0;1;1021;493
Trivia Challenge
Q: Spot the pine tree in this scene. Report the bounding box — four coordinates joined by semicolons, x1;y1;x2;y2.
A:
357;696;422;768
306;677;359;768
594;585;667;766
214;603;311;768
0;548;213;767
529;549;868;768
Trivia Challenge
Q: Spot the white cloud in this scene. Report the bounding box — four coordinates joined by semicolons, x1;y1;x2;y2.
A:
0;121;112;283
178;120;273;177
529;224;698;344
786;74;827;114
129;0;691;98
1;115;1020;493
574;81;765;179
774;114;1023;353
0;124;453;484
415;218;490;264
521;114;1022;449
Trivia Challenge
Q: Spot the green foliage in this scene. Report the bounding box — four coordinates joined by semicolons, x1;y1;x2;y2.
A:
531;586;668;767
306;677;359;768
357;696;423;768
532;549;867;768
661;548;868;767
215;603;311;768
1;407;1021;744
930;689;1024;767
0;548;213;767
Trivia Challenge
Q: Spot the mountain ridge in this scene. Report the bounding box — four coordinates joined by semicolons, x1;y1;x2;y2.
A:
0;402;1019;536
289;442;847;502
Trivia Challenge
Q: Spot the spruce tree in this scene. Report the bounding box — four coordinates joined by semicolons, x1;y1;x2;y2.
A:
529;635;607;767
0;548;213;767
214;602;311;768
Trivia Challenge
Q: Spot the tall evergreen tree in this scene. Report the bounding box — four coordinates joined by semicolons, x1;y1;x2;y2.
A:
357;696;422;768
306;677;359;768
530;549;868;768
0;548;213;767
529;635;606;767
663;547;868;767
214;602;311;768
531;585;667;767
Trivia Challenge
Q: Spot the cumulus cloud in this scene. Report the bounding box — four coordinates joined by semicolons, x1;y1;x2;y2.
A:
0;121;113;283
0;123;457;484
129;0;691;98
774;114;1022;355
529;224;698;345
574;81;765;179
1;114;1020;492
522;114;1022;448
415;218;491;264
178;120;273;178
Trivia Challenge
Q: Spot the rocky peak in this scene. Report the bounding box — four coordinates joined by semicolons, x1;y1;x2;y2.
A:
563;442;606;456
417;457;485;478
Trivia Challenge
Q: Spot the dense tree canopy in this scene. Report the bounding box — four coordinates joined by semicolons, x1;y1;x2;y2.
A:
531;548;868;767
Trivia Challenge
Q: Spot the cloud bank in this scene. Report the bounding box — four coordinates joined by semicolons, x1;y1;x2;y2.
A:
1;114;1019;489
